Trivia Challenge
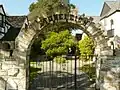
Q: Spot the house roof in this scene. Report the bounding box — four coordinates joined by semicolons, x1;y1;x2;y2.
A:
91;16;101;23
101;1;120;19
87;16;100;24
106;1;116;8
0;16;27;41
6;16;27;28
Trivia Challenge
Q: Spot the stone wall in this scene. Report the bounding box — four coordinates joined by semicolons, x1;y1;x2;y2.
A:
0;56;26;90
100;56;120;90
0;14;111;90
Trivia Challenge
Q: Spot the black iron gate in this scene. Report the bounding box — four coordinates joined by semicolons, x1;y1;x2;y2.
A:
29;55;97;90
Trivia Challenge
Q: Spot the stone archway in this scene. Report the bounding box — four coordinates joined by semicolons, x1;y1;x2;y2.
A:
14;14;110;57
12;14;112;90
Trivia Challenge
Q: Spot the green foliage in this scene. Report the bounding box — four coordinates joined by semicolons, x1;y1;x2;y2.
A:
28;0;70;20
41;30;75;57
30;62;43;82
30;67;42;83
80;64;96;79
78;36;95;56
54;56;67;64
79;55;93;62
29;0;59;12
30;35;45;58
29;2;37;12
69;4;76;9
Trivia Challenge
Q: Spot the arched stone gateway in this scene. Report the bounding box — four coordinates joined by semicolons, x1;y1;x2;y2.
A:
14;14;110;58
11;13;112;90
1;12;118;90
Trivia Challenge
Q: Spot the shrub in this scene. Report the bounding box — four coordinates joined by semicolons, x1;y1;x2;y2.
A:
78;36;95;61
54;56;67;64
80;64;96;79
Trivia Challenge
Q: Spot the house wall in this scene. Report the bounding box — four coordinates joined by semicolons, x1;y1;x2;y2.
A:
100;12;120;49
99;11;120;90
114;12;120;36
100;12;120;37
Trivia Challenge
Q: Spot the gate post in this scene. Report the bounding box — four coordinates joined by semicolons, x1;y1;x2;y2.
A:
98;49;120;90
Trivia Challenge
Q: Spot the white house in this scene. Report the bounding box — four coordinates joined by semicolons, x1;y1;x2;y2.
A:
100;1;120;48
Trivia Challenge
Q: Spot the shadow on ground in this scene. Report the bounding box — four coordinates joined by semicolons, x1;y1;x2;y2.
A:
29;71;94;90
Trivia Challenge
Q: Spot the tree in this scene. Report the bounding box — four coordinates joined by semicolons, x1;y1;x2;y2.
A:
29;2;37;12
41;30;75;58
78;35;95;61
53;56;67;64
28;0;69;20
29;0;58;12
69;4;76;9
30;34;46;59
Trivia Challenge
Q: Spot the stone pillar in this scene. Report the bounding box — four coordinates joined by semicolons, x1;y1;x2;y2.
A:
100;56;120;90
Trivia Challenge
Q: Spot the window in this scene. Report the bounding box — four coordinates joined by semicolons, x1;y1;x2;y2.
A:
110;19;114;30
2;43;10;50
107;29;114;37
0;14;2;26
2;15;5;26
0;14;6;38
110;19;114;25
0;13;5;27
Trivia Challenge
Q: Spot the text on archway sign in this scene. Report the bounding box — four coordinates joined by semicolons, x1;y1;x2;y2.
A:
37;14;92;27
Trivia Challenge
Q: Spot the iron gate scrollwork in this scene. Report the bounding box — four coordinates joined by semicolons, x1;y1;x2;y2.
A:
29;54;97;90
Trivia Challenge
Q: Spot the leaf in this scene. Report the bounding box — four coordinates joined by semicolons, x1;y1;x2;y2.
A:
78;35;95;56
41;30;75;57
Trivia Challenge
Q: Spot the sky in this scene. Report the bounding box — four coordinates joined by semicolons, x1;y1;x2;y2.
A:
0;0;108;16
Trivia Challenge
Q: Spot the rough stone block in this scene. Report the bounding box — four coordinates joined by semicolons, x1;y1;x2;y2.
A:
17;78;26;90
8;69;19;76
2;61;18;70
4;61;18;65
100;83;117;90
111;67;120;73
0;57;5;62
0;63;2;70
2;64;13;70
101;50;113;55
6;78;18;90
0;70;7;76
5;58;16;61
0;77;6;90
17;69;26;77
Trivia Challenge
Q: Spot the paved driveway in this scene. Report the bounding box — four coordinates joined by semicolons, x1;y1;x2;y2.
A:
30;71;93;90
